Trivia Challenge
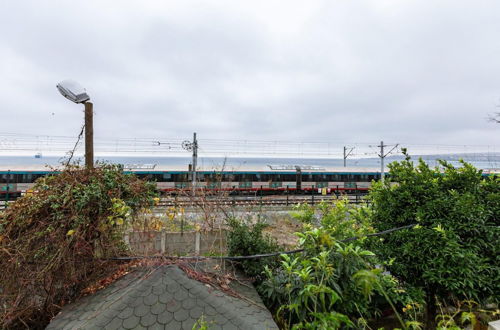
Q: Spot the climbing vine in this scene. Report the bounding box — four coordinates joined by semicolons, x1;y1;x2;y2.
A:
0;164;157;329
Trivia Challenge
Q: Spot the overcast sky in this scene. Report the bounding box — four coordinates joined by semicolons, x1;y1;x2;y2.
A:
1;0;499;155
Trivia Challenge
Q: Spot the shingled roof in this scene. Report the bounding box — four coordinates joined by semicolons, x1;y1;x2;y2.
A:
47;264;278;329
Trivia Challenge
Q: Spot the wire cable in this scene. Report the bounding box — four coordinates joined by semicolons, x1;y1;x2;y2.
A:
110;223;417;261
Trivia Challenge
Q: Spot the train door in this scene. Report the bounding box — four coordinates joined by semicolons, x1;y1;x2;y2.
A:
295;168;302;191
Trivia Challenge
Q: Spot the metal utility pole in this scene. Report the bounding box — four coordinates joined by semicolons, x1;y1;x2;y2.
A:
378;141;399;182
192;132;198;194
182;132;198;196
343;146;355;167
84;102;94;169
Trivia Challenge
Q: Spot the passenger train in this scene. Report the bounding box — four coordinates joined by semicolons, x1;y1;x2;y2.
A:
1;164;498;200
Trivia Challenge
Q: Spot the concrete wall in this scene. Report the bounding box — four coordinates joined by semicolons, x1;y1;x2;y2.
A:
126;230;227;256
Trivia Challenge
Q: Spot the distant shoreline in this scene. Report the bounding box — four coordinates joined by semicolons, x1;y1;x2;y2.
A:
0;154;498;170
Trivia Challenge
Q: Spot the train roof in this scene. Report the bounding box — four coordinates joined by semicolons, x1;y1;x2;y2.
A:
0;164;499;174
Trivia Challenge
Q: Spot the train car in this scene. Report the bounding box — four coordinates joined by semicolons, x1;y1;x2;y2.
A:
128;164;381;195
1;164;498;201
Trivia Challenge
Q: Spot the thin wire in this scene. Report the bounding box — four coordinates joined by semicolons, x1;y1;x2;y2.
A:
110;223;417;261
64;125;85;166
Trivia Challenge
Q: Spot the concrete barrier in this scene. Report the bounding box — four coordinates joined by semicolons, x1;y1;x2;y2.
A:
125;229;227;256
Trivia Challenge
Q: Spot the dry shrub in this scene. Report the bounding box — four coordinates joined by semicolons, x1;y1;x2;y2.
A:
0;164;157;329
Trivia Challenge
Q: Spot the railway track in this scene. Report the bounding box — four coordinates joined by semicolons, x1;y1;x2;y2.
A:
1;194;367;210
158;194;367;208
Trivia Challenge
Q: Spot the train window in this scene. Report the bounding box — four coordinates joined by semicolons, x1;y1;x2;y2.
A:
162;173;172;181
327;174;338;181
172;173;188;181
24;174;33;183
303;174;313;182
33;174;42;182
358;174;368;182
314;174;328;182
223;174;235;181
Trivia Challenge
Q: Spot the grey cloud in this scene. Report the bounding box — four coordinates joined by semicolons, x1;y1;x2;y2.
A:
0;0;499;153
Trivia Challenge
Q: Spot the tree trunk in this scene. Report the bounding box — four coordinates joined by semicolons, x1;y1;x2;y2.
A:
425;291;437;329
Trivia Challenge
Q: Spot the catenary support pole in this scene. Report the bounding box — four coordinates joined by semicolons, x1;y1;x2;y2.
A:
380;141;384;182
192;132;197;196
344;146;346;167
378;141;399;183
343;146;354;167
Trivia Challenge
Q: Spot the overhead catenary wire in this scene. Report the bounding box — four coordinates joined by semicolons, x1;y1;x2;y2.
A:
0;132;499;166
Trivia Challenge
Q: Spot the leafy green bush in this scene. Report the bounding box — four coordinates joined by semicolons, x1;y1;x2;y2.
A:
260;227;406;329
368;156;499;327
226;217;280;281
0;164;157;329
260;200;416;329
293;198;374;242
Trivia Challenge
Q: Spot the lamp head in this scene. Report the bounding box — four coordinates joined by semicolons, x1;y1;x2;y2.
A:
56;79;90;104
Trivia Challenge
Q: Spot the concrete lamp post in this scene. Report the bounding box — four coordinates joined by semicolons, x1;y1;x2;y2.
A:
56;80;94;168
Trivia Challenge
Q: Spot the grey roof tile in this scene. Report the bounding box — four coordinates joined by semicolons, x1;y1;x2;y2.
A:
222;322;239;330
204;305;217;316
167;319;182;329
143;293;159;306
173;288;188;301
166;282;181;294
152;284;166;295
166;299;182;313
129;296;145;307
122;314;140;329
213;314;229;325
140;313;157;327
189;306;204;319
157;310;173;325
117;306;134;319
181;320;196;329
148;324;166;330
173;308;190;322
47;264;278;330
158;292;171;304
181;297;196;309
104;317;123;330
134;304;150;317
150;302;166;315
180;279;195;290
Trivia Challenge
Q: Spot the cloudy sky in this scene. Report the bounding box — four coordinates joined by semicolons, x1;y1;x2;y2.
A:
1;0;499;156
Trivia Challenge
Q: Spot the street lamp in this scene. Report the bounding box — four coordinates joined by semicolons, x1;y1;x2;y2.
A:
56;80;94;168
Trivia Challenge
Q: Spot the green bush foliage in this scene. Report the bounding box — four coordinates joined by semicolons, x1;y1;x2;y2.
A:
260;199;415;329
368;156;499;326
0;164;157;329
226;217;280;281
293;198;374;241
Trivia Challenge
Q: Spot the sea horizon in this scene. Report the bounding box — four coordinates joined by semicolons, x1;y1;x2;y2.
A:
0;153;499;170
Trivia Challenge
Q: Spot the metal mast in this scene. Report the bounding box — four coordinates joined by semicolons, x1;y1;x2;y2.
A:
343;146;354;167
192;132;198;194
378;141;399;182
182;132;199;196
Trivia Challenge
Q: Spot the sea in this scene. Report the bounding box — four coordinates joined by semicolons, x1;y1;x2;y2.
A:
0;155;499;170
